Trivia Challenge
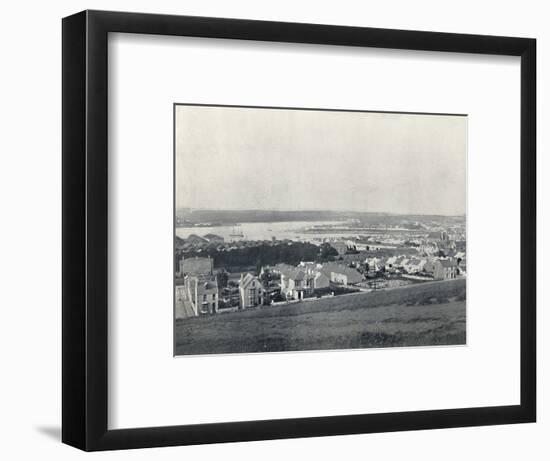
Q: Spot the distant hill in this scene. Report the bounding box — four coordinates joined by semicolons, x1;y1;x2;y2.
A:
176;209;378;226
175;208;465;227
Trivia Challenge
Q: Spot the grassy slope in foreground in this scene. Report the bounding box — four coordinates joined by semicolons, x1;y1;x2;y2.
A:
175;278;466;355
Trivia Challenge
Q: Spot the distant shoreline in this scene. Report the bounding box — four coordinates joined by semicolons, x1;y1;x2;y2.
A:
176;208;466;217
175;209;466;228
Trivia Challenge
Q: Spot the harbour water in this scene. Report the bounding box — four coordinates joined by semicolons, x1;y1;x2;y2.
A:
175;220;348;242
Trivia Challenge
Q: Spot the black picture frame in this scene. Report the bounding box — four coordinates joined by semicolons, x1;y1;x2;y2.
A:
62;10;536;451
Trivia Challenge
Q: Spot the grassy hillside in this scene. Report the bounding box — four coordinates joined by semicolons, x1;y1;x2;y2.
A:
175;278;466;355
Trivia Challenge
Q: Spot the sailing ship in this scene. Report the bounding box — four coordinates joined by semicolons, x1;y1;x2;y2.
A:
229;226;244;238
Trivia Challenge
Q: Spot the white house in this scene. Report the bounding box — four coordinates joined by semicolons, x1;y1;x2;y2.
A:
239;273;264;309
280;268;315;300
184;275;219;316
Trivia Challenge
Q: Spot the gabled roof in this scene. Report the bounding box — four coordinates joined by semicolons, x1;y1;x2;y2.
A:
239;273;262;289
280;268;307;281
187;274;218;293
320;263;363;284
299;261;320;272
319;262;340;276
187;234;208;243
272;263;295;273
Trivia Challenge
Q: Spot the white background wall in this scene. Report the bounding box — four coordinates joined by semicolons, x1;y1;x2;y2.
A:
0;0;546;459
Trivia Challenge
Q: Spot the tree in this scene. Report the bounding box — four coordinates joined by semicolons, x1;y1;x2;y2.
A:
217;299;228;310
319;242;338;261
255;258;263;274
216;269;229;288
260;269;271;288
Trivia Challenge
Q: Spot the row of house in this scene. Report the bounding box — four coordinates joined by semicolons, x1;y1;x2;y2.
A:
178;233;225;248
328;231;463;257
176;256;265;318
175;251;464;318
364;255;463;280
269;261;364;301
176;256;219;317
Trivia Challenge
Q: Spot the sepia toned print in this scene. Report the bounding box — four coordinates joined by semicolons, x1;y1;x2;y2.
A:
174;104;467;356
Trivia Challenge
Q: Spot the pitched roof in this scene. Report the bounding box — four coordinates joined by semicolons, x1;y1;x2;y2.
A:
239;273;259;288
187;234;208;243
187;275;218;293
319;262;340;276
281;268;307;281
320;263;363;284
180;256;213;276
299;261;319;272
335;267;363;284
272;263;295;273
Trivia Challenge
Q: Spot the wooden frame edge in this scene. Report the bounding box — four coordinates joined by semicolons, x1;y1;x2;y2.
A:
62;10;536;451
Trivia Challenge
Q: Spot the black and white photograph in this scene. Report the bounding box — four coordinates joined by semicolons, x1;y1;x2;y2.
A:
174;104;467;356
1;2;538;456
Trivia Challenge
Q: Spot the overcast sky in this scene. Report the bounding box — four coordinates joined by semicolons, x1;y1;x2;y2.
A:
175;105;466;216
